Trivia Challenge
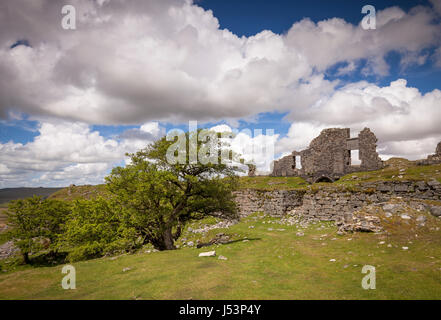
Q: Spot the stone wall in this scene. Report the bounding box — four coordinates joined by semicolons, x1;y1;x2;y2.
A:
358;128;383;171
234;189;305;217
234;179;441;220
271;154;296;177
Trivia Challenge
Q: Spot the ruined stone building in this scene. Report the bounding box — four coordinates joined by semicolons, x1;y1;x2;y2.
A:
417;141;441;165
270;128;384;183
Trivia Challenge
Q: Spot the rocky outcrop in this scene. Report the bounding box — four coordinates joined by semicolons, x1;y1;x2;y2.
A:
417;141;441;165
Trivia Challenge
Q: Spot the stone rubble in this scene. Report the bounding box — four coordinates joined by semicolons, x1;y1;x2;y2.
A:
0;241;19;260
191;220;238;234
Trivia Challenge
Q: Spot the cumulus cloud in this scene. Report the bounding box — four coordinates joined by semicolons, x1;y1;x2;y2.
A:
0;0;439;124
279;80;441;162
285;6;441;76
1;0;441;186
0;120;164;187
209;124;278;174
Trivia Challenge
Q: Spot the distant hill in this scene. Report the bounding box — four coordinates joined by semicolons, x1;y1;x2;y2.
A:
0;187;63;206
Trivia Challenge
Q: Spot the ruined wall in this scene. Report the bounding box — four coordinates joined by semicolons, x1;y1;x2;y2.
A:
247;164;256;177
302;128;350;179
271;127;384;182
358;128;383;171
271;154;296;177
234;180;441;220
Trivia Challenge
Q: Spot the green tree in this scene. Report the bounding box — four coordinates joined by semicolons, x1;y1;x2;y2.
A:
62;198;135;262
106;130;241;250
6;197;71;264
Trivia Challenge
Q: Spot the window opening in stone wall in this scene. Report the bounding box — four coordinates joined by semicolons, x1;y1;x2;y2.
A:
295;156;302;169
351;150;361;165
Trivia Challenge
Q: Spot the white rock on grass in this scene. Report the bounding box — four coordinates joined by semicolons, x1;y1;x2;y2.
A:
218;255;228;260
329;259;336;262
199;251;216;257
402;247;409;250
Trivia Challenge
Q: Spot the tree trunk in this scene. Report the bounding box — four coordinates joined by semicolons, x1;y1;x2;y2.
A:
152;227;176;251
22;252;30;264
162;227;176;250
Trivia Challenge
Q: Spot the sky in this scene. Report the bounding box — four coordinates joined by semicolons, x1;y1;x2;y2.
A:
0;0;441;187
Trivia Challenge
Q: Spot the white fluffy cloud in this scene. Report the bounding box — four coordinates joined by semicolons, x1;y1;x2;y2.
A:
285;5;441;75
276;80;441;161
0;0;440;124
0;120;164;187
1;0;441;186
209;124;279;174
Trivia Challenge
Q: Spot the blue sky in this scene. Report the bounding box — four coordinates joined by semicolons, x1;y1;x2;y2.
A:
0;0;440;187
198;0;429;36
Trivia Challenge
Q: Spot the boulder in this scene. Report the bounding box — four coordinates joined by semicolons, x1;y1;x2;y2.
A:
429;206;441;217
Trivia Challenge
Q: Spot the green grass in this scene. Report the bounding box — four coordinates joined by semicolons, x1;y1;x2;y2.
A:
336;158;441;186
42;160;441;197
49;184;108;201
238;176;308;190
0;214;440;300
238;159;441;191
1;160;439;299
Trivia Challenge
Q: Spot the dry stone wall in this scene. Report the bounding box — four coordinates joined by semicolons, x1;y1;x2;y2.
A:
234;179;441;221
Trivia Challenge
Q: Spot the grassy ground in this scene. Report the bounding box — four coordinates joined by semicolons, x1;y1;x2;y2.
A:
239;159;441;190
0;213;440;300
1;160;440;299
42;160;441;197
49;184;108;201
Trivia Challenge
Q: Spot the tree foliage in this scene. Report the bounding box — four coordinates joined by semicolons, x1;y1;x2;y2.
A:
106;130;241;250
6;197;71;263
62;198;136;262
6;130;242;262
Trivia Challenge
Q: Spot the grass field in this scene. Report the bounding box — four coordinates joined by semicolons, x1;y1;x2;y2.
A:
41;160;441;200
0;212;440;300
1;160;440;300
239;159;441;190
